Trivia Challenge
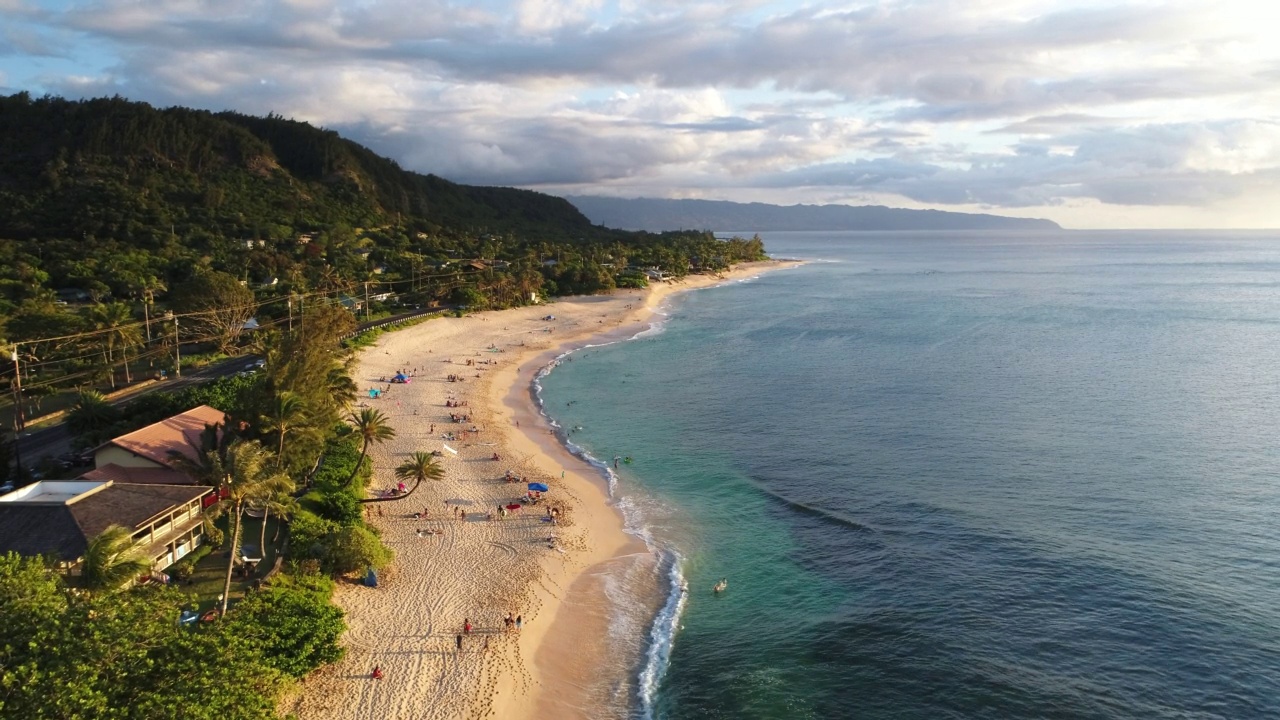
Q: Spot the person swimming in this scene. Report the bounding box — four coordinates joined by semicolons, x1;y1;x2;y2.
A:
713;578;728;594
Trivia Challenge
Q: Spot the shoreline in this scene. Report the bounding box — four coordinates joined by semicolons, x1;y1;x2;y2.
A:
288;259;800;720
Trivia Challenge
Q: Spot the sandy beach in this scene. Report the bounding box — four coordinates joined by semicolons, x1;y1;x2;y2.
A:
286;260;798;720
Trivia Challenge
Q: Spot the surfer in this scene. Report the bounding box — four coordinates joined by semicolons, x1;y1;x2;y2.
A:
713;578;727;594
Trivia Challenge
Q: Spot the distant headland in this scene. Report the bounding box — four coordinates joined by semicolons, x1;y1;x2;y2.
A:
564;196;1062;233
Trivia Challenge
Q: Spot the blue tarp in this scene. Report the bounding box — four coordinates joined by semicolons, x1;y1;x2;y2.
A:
527;482;549;492
364;568;378;587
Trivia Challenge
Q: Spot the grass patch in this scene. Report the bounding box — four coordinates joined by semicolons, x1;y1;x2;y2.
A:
176;513;286;612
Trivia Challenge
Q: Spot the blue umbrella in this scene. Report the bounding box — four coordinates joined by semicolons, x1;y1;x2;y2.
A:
527;482;550;492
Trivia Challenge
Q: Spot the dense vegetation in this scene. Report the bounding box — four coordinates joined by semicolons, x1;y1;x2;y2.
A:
0;551;329;718
1;293;430;713
0;92;766;420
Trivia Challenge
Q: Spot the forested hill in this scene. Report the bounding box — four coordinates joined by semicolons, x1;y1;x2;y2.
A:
564;196;1062;232
0;92;594;244
0;93;771;328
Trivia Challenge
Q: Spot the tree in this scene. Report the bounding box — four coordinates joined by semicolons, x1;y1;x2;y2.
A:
169;270;255;353
81;525;151;592
224;581;345;678
360;451;444;504
343;407;395;490
66;389;121;440
0;551;290;718
87;302;140;387
325;361;358;412
204;440;294;616
260;390;310;468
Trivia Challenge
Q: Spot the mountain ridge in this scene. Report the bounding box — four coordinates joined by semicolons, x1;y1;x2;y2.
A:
563;196;1062;232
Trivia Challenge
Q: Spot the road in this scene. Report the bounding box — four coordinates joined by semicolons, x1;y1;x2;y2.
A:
13;306;448;473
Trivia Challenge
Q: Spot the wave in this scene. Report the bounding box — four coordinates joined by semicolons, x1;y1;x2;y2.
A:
531;317;690;719
745;475;877;534
637;549;687;720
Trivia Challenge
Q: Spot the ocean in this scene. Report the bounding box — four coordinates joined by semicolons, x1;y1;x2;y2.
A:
535;230;1280;719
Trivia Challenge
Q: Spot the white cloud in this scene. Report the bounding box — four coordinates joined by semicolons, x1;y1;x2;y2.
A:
3;0;1279;227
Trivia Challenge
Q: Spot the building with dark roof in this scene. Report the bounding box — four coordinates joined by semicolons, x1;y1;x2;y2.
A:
0;480;211;576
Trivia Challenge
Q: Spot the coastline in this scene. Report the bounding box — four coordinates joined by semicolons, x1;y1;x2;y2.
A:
288;259;800;720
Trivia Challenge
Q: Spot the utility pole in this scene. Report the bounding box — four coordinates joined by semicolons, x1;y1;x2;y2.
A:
174;314;181;378
364;282;371;321
166;312;181;378
9;345;24;478
143;287;153;343
287;295;294;332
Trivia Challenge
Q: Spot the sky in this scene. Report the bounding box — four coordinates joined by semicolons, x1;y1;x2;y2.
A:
2;0;1279;229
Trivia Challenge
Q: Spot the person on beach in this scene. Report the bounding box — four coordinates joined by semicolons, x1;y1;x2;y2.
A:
515;615;522;632
464;619;472;635
371;665;383;680
504;613;513;633
456;634;463;653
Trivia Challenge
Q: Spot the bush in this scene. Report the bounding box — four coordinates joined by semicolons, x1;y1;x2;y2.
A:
316;491;362;525
225;582;345;678
616;273;648;289
311;433;364;492
288;510;339;558
169;544;213;581
322;525;393;576
203;516;225;549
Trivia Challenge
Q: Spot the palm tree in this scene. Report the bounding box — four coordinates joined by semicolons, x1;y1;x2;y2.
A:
250;490;298;555
82;525;151;592
67;389;121;439
360;451;445;504
260;391;309;468
205;440;294;616
325;362;359;411
90;302;142;387
344;407;395;490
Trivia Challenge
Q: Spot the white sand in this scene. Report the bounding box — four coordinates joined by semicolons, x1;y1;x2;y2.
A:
285;261;798;720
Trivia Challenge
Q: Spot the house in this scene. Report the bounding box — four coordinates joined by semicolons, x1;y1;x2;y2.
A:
0;480;211;575
55;288;91;303
89;405;226;487
338;295;363;312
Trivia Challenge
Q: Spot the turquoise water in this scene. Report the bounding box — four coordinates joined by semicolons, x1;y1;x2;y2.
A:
536;231;1280;719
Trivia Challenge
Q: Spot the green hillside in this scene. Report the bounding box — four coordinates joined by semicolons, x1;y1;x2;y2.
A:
0;92;766;410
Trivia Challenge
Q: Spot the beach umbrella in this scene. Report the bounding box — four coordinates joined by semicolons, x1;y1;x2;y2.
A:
527;482;549;492
505;504;523;511
442;444;458;455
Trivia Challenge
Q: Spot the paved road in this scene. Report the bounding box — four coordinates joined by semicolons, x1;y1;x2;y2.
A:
13;306;448;474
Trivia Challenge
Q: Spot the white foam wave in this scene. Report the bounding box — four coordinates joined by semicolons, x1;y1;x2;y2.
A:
530;313;689;719
636;549;688;720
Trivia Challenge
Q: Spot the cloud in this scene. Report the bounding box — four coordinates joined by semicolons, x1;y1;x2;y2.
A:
3;0;1280;226
746;120;1280;208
